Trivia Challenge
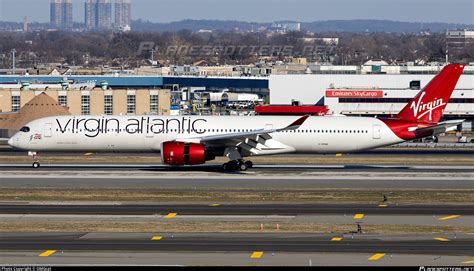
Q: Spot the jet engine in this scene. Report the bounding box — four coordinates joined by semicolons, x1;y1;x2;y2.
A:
161;141;215;166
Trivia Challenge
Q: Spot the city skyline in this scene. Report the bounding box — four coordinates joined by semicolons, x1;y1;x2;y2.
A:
0;0;472;25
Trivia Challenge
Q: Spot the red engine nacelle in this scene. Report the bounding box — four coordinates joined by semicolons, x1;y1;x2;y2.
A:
161;141;214;166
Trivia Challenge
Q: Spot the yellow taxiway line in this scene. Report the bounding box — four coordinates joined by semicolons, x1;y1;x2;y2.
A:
39;250;57;257
250;252;264;259
368;253;386;261
438;215;460;221
164;213;177;219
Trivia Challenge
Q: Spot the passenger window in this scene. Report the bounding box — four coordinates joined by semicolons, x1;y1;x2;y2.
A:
20;126;30;132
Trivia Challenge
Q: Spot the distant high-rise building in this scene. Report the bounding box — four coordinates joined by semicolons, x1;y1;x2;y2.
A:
115;0;132;31
85;0;113;30
23;17;29;32
98;0;113;29
84;0;97;30
62;0;73;29
50;0;73;30
50;0;62;28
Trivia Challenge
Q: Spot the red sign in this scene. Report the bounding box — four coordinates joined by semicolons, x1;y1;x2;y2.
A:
326;90;383;98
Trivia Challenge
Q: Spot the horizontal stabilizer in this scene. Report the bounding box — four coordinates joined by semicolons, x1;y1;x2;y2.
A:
413;119;464;135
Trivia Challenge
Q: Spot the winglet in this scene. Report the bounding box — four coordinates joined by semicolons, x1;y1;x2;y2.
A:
283;115;310;130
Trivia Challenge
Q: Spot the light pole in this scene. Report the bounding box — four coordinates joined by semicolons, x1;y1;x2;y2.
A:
445;45;449;65
151;48;155;65
11;49;16;74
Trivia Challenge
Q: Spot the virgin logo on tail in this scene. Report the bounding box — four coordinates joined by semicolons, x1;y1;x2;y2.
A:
409;92;447;121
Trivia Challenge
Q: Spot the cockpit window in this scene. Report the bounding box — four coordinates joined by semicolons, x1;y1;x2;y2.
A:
20;126;30;132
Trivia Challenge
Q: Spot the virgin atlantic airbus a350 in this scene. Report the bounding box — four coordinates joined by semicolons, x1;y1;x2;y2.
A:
9;64;465;171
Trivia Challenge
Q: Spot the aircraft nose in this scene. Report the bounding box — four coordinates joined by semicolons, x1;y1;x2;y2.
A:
7;137;14;147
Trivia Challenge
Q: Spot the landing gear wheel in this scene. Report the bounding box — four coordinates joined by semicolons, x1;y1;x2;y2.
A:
244;161;253;169
238;162;248;171
32;162;40;168
223;161;241;172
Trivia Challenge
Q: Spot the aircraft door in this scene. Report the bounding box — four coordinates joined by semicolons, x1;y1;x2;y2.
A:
44;123;52;138
372;125;381;139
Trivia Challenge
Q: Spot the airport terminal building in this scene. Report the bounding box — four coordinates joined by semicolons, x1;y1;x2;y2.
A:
0;75;268;116
270;71;474;130
0;88;172;116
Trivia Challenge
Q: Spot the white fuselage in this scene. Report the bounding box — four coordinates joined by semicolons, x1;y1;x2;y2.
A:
9;115;404;155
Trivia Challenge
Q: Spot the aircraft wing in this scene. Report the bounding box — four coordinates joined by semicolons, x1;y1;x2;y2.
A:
175;115;310;147
411;119;464;135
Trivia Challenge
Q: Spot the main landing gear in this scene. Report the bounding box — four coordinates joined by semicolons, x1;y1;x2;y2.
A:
222;160;253;172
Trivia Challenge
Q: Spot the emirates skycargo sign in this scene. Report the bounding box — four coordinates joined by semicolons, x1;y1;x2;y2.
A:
326;90;383;98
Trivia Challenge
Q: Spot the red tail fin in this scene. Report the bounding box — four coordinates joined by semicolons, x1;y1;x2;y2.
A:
396;64;465;123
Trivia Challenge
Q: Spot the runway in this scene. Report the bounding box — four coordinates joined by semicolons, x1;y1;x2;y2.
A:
2;163;474;172
0;233;473;255
1;203;472;215
0;177;472;190
0;164;473;190
1;251;472;266
0;157;472;265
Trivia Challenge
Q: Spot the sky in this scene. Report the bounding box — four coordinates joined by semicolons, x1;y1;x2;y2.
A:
0;0;473;24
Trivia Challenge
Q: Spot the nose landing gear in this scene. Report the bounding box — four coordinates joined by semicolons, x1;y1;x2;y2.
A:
222;160;253;172
29;151;40;168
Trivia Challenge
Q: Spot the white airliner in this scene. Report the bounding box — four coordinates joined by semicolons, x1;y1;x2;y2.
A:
8;64;465;171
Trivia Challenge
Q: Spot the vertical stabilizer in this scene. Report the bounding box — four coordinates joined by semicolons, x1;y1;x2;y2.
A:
396;64;465;123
